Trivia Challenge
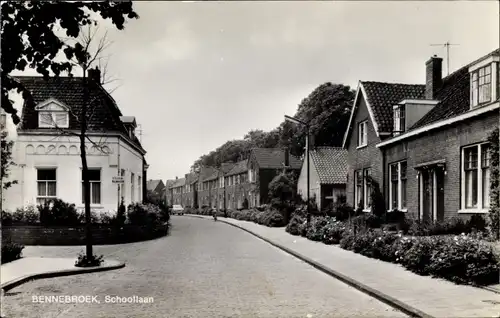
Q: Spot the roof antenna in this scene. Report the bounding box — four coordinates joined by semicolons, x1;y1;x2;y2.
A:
430;42;460;76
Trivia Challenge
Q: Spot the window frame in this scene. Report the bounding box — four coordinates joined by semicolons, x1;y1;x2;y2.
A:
393;105;406;135
38;111;69;129
81;168;102;205
357;120;368;148
471;65;492;107
460;142;490;213
36;168;57;205
354;168;371;211
388;161;408;212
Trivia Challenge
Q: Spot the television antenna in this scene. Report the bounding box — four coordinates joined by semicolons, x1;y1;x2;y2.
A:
430;42;459;76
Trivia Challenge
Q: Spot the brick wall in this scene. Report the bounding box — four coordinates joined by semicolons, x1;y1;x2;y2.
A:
346;97;384;208
383;110;498;219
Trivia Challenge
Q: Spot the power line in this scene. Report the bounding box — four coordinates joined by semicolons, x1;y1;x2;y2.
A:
430;42;460;76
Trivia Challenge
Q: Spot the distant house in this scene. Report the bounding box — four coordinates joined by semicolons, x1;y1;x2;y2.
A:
182;172;199;208
164;179;176;206
3;69;146;213
197;166;219;208
147;179;165;195
224;159;249;210
169;177;185;206
297;147;348;211
247;148;302;207
216;162;236;211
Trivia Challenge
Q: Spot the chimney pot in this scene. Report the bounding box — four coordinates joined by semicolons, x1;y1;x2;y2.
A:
88;67;101;83
425;56;443;99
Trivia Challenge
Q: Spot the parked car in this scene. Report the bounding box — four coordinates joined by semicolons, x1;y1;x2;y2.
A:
171;205;184;215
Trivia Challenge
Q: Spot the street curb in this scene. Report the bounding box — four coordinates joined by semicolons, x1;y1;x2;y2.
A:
1;260;125;292
482;286;500;295
185;214;434;318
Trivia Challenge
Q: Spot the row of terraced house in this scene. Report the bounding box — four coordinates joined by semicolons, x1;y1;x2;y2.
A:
164;48;500;222
166;148;303;210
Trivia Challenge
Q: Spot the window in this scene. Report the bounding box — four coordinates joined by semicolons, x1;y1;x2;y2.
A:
37;168;57;205
462;143;490;210
357;121;368;147
471;65;492;107
82;169;101;205
354;168;371;209
138;176;142;202
131;173;135;201
389;161;407;211
393;105;405;134
120;169;125;199
38;111;69;128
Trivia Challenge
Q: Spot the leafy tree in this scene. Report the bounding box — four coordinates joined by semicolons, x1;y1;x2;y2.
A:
487;128;499;239
1;1;139;124
1;129;18;190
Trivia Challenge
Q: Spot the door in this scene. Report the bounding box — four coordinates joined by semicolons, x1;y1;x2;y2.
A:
421;170;433;223
435;167;445;222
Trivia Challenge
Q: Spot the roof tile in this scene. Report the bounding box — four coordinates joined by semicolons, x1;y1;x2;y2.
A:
251;148;302;169
310;147;348;184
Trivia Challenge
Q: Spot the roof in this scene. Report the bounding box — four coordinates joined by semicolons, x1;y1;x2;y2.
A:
199;166;218;182
309;147;348;184
226;159;248;176
14;75;144;151
220;162;236;174
146;179;163;192
361;81;425;133
411;48;499;129
186;172;199;185
170;178;186;188
250;148;302;170
165;179;176;189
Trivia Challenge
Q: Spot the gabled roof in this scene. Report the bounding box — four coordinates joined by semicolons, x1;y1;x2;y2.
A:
250;148;302;170
342;81;425;147
309;147;348;185
146;179;164;192
226;159;248;176
219;162;236;174
186;172;199;185
14;75;144;151
199;166;218;182
165;179;176;188
170;178;185;188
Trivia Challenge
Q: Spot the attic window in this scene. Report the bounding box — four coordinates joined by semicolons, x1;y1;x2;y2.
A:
393;105;405;135
471;65;492;107
39;111;69;128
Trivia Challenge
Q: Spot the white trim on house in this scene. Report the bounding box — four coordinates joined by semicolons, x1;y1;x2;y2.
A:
34;98;70;111
460;142;491;213
342;82;381;148
389;161;407;212
398;99;440;106
468;55;500;73
376;101;500;148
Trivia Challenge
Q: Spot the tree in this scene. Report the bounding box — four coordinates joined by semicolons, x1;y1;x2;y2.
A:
1;1;139;124
2;2;139;264
1;130;18;191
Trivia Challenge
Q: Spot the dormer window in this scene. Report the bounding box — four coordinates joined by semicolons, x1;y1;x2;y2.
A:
357;120;368;147
471;65;491;107
393;104;406;136
35;98;70;129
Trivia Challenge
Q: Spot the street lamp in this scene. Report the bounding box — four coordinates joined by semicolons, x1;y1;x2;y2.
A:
284;115;311;225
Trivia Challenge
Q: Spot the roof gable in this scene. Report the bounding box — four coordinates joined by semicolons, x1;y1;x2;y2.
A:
310;147;348;184
226;159;248;176
34;98;70;111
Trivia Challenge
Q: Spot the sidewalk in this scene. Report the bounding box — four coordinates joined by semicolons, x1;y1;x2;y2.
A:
1;257;124;292
188;215;500;318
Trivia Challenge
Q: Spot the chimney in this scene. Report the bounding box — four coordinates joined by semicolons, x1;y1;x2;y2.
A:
284;147;290;167
176;176;178;180
88;67;101;83
425;55;443;99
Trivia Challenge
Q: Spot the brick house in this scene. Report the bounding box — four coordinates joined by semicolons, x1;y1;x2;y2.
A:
343;48;499;220
197;166;219;208
377;49;499;221
3;69;146;213
216;162;236;211
297;147;348;211
224;160;250;210
170;177;185;206
181;172;199;208
164;179;175;206
247;148;302;207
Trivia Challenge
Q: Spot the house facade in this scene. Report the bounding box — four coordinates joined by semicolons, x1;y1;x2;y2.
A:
3;70;146;213
181;172;198;208
197;166;218;208
343;49;499;220
216;162;236;211
170;177;185;206
224;160;250;210
247;148;302;207
297;147;348;210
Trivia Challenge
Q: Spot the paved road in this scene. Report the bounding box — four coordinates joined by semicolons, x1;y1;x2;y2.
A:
2;216;406;318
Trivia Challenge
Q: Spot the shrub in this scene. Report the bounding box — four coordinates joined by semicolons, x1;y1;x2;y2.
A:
1;240;24;264
39;199;80;226
75;251;104;267
322;220;348;245
333;201;355;221
384;210;406;224
367;176;386;218
466;214;487;233
369;231;399;262
258;209;286;227
1;210;13;226
114;199;127;227
305;216;330;241
127;203;164;229
351;213;382;230
286;214;305;236
11;205;39;224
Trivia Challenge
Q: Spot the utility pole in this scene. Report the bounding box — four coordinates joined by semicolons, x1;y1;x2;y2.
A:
430;42;459;76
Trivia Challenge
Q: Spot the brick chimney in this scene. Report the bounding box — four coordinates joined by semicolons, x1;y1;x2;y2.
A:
284;147;290;167
88;67;101;83
425;55;443;99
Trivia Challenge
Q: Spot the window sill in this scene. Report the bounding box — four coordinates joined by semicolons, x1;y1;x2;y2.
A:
362;209;371;213
78;205;104;210
387;209;408;213
457;209;489;214
356;144;368;150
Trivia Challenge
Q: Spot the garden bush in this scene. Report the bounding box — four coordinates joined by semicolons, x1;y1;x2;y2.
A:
332;201;356;221
407;216;487;236
321;220;348;245
285;214;305;236
305;216;330;241
127;203;164;229
1;210;13;226
12;205;39;224
38;199;80;226
1;240;24;264
350;213;383;230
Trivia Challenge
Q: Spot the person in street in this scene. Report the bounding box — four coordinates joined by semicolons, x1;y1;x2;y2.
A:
212;208;217;221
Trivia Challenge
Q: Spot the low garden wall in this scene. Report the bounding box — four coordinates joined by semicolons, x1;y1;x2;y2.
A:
2;223;169;246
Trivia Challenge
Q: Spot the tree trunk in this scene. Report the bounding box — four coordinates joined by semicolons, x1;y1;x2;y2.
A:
81;71;93;258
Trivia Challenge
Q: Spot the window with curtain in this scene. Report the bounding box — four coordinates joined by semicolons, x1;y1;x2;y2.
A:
37;168;57;205
82;169;101;204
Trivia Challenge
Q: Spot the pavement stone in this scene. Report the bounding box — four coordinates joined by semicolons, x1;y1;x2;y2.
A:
199;215;500;318
2;216;406;318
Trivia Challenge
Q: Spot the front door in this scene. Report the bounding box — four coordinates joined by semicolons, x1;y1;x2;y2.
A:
421;170;433;223
420;167;445;222
435;167;445;222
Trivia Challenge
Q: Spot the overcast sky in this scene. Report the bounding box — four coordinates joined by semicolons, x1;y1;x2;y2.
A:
8;1;499;182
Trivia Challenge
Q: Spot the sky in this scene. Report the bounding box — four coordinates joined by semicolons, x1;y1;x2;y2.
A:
7;1;499;182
